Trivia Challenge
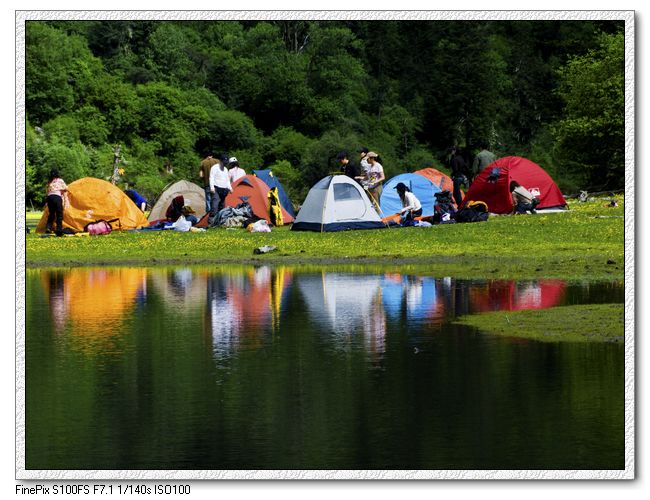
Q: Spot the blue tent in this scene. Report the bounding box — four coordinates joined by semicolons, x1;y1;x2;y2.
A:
380;173;442;217
253;169;296;217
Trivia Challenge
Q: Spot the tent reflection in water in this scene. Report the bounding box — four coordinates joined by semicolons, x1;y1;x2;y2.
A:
36;177;149;233
41;268;148;352
291;175;385;232
207;267;292;359
297;273;386;356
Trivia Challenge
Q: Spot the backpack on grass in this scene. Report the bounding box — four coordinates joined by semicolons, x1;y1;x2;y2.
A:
84;218;120;235
456;201;489;223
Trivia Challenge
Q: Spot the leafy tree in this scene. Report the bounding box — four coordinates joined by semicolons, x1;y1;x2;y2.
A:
26;22;103;125
264;127;315;169
553;31;624;189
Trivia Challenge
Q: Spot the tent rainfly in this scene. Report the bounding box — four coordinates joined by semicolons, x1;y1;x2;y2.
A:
36;177;149;233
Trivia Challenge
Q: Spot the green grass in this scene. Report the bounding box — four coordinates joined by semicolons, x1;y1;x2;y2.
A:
24;196;625;279
453;303;624;343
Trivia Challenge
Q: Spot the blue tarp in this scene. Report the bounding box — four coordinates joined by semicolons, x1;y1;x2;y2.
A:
380;173;443;217
253;169;296;217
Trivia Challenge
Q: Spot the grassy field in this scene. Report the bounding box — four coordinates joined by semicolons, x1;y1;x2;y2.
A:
24;196;625;279
454;303;624;343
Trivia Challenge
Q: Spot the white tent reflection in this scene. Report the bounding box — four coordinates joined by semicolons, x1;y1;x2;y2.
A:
298;272;386;357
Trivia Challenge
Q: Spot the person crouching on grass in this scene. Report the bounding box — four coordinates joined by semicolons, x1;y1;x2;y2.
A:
510;180;539;214
395;182;422;225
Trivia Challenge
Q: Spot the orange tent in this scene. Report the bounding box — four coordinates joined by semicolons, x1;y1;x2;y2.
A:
225;175;294;224
36;177;149;233
414;168;455;193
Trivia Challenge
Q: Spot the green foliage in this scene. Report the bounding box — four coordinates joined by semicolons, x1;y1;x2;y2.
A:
264;127;314;168
401;148;441;173
208;109;261;152
553;31;624;189
23;19;626;205
26;22;103;125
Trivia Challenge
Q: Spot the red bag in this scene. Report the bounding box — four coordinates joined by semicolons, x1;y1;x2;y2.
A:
84;219;118;235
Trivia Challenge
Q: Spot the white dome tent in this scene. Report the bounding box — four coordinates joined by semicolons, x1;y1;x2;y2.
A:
291;175;386;232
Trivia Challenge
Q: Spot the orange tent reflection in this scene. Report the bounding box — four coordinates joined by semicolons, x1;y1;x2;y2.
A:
41;268;147;353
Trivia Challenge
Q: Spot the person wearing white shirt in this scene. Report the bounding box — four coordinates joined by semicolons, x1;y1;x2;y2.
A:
365;151;385;208
209;159;232;212
395;182;422;223
228;156;246;184
358;147;371;176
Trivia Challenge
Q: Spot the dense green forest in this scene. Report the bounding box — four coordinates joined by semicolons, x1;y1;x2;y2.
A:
24;20;624;207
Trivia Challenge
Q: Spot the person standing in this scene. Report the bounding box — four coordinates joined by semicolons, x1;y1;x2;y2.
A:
449;146;468;207
358;147;371;177
210;156;232;213
228;157;246;184
337;151;360;181
471;141;496;182
44;169;69;236
365;152;385;207
199;154;218;213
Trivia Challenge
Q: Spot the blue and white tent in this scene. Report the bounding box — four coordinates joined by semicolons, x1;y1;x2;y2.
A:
380;173;443;217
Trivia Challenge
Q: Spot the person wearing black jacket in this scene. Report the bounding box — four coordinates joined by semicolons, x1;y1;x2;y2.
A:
449;146;469;207
337;151;360;181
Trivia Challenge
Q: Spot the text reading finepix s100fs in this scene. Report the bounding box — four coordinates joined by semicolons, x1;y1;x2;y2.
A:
16;484;191;495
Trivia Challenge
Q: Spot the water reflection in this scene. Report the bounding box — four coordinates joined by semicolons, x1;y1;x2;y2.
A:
298;273;387;359
40;268;147;353
34;267;622;360
207;267;292;360
26;267;625;470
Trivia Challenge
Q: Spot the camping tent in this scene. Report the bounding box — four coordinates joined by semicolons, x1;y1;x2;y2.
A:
148;180;206;222
291;175;386;232
460;156;567;214
380;168;457;217
381;173;439;217
414;167;455;194
253;169;296;217
36;177;149;233
225;175;295;224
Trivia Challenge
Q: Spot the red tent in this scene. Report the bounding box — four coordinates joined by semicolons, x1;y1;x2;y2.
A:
461;156;567;214
225;175;294;224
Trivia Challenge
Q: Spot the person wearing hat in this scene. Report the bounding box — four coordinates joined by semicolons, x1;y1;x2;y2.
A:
365;152;385;206
337;151;360;181
209;155;232;213
198;154;219;213
395;182;422;224
358;147;370;176
228;156;246;184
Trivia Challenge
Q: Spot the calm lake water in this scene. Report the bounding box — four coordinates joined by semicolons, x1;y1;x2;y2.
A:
25;267;625;470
